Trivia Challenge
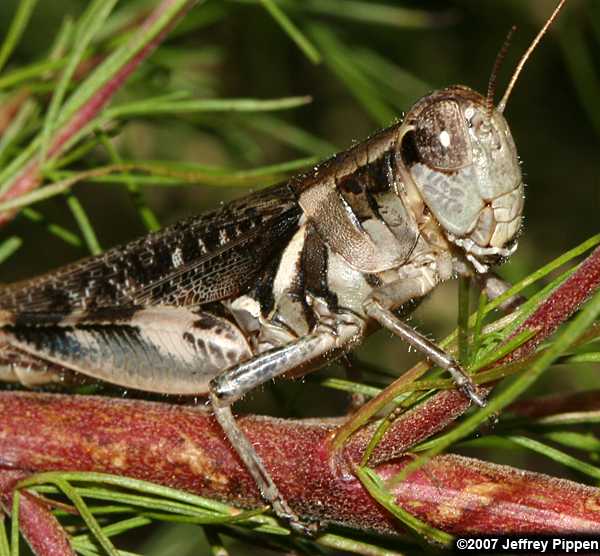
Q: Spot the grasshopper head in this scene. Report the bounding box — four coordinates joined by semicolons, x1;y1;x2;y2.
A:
399;86;523;272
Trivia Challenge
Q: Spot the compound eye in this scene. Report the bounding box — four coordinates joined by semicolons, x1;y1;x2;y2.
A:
414;100;471;171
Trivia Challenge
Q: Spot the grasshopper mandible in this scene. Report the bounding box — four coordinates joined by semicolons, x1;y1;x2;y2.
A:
0;0;566;533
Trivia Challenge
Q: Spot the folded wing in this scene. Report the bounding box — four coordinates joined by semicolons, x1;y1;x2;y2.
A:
0;183;302;319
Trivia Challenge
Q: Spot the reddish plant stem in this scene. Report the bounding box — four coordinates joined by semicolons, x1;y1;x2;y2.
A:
506;245;600;362
1;392;600;536
0;470;74;556
0;0;198;227
508;389;600;418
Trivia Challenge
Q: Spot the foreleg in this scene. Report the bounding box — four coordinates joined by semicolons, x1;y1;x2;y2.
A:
363;268;486;407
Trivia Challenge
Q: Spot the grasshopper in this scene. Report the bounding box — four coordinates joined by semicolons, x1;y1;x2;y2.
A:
0;1;566;533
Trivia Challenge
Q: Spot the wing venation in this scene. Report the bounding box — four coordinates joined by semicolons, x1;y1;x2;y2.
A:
0;183;301;317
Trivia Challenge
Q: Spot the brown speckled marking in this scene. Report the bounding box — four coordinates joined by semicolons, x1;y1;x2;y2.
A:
169;435;230;487
584;495;600;514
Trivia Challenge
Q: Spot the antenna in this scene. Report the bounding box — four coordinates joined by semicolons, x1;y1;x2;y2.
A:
497;0;567;114
486;25;517;119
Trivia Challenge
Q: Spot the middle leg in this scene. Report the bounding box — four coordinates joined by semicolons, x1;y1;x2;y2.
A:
209;311;365;533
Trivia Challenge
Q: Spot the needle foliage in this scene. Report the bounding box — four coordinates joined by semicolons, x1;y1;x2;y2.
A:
0;1;599;555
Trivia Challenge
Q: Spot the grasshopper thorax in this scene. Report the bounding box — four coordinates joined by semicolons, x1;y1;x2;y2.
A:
398;85;523;272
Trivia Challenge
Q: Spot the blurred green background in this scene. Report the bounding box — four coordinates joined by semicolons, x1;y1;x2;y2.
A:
0;0;598;553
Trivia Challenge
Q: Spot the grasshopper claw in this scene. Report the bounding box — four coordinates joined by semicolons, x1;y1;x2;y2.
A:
461;381;487;408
